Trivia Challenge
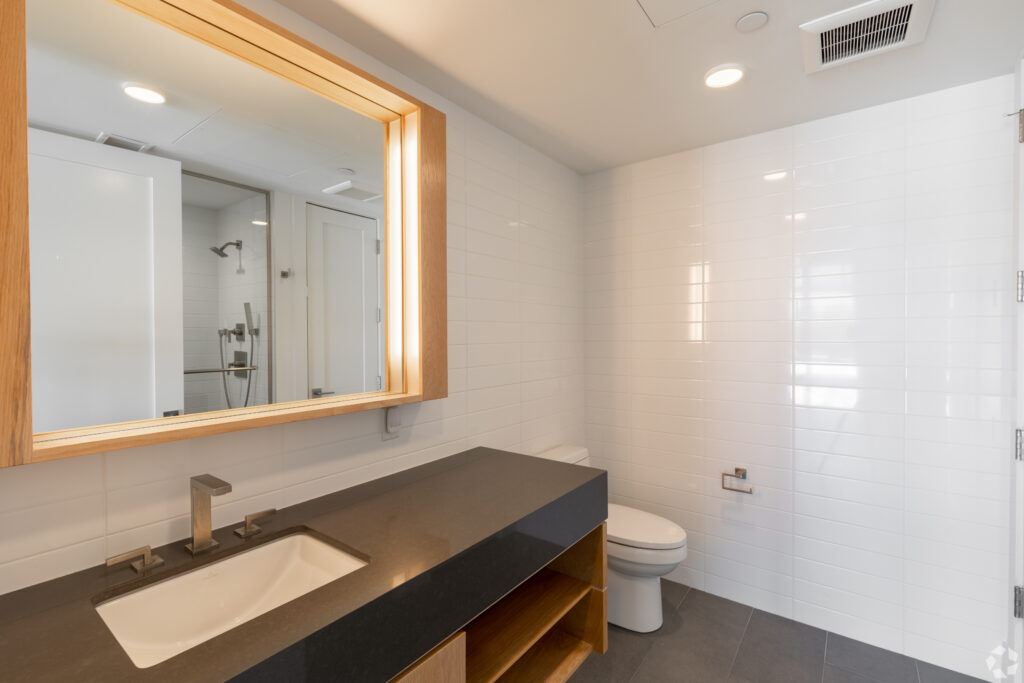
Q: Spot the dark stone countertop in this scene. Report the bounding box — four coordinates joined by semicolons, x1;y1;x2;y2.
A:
0;447;607;682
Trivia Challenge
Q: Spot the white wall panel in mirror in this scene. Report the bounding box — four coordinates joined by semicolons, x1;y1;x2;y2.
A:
26;0;390;433
29;128;183;431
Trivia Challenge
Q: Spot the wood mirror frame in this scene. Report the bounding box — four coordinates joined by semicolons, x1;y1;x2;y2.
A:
0;0;446;467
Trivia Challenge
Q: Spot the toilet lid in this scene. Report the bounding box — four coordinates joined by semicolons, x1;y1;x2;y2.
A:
607;504;687;550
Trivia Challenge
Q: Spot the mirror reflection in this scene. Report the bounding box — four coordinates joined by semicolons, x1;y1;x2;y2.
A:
27;0;389;433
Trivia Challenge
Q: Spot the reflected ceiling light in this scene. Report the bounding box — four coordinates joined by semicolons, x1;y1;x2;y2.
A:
763;171;787;181
704;64;744;88
122;84;165;104
251;220;268;226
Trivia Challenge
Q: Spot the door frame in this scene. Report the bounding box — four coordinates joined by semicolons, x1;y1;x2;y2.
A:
1012;51;1023;683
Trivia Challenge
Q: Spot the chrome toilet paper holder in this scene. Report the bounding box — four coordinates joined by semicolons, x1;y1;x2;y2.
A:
722;467;753;494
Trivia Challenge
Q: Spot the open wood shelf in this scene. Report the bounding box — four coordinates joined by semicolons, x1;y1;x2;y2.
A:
497;627;593;683
465;568;591;683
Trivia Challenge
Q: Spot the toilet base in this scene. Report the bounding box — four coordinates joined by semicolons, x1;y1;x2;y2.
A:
607;566;664;633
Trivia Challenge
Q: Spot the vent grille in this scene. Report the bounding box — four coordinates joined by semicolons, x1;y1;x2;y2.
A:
335;186;381;201
96;132;152;153
799;0;934;73
820;4;912;64
322;179;382;202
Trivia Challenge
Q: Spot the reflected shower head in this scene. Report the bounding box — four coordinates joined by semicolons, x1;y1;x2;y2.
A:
210;240;241;258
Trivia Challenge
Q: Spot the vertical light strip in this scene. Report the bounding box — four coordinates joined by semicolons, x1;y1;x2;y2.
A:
402;111;422;394
386;118;404;392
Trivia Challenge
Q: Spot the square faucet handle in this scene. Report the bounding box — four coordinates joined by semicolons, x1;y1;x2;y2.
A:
190;474;232;495
234;508;277;539
106;545;164;574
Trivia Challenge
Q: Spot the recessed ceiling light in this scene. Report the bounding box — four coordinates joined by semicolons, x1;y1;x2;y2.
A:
251;220;268;226
704;64;744;88
736;11;769;33
122;84;165;104
763;171;787;181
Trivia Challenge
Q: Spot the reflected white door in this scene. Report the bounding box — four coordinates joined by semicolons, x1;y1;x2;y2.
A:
306;204;381;398
28;128;183;432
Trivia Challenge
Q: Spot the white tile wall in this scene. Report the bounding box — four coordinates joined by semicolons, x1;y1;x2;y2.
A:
584;75;1016;680
0;2;584;605
216;196;270;409
182;204;227;413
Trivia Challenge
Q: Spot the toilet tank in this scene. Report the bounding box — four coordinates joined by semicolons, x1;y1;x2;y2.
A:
535;445;590;467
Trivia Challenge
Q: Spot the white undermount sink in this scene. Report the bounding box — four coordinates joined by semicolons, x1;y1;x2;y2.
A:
96;533;366;668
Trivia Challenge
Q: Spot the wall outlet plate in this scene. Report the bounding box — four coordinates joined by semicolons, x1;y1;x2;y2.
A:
382;406;400;441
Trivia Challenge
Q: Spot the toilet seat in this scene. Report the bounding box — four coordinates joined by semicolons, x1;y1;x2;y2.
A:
607;539;687;566
607;504;687;550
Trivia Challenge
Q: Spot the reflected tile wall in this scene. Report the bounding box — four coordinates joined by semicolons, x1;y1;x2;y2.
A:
583;74;1016;680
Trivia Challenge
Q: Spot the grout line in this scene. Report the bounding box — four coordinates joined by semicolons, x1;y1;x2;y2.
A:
914;658;922;683
725;606;755;680
901;100;909;664
821;631;829;683
790;133;798;637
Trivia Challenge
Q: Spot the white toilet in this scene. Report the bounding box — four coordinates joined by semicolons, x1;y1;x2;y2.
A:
536;446;688;633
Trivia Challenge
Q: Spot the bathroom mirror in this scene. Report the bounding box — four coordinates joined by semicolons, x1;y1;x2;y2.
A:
0;0;446;466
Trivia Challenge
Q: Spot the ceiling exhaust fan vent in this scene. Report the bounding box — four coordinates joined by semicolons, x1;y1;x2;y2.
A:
96;132;153;153
799;0;935;73
322;179;383;202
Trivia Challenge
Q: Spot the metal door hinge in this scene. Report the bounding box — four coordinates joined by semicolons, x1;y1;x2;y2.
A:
1017;271;1024;302
376;375;383;390
1015;586;1023;619
1017;429;1023;461
376;239;381;255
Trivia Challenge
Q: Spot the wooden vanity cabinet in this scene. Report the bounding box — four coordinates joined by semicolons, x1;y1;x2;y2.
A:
393;523;608;683
394;633;466;683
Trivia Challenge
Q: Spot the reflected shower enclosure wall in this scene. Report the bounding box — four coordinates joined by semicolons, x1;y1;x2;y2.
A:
181;173;272;413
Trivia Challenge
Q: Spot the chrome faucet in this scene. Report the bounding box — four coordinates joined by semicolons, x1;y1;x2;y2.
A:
187;474;232;555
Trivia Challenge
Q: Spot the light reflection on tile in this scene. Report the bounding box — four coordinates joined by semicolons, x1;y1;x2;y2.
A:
583;74;1015;680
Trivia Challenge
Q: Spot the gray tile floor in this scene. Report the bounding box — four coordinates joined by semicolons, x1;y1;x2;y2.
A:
571;580;987;683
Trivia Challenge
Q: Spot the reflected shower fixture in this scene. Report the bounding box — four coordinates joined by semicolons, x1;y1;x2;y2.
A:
210;240;242;258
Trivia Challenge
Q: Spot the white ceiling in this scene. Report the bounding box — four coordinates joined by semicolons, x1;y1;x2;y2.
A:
27;0;385;200
275;0;1024;173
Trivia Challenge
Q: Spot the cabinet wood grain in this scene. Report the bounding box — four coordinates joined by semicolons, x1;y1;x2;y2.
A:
394;632;466;683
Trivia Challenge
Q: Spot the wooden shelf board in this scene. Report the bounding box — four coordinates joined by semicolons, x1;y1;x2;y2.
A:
465;569;590;683
498;628;593;683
